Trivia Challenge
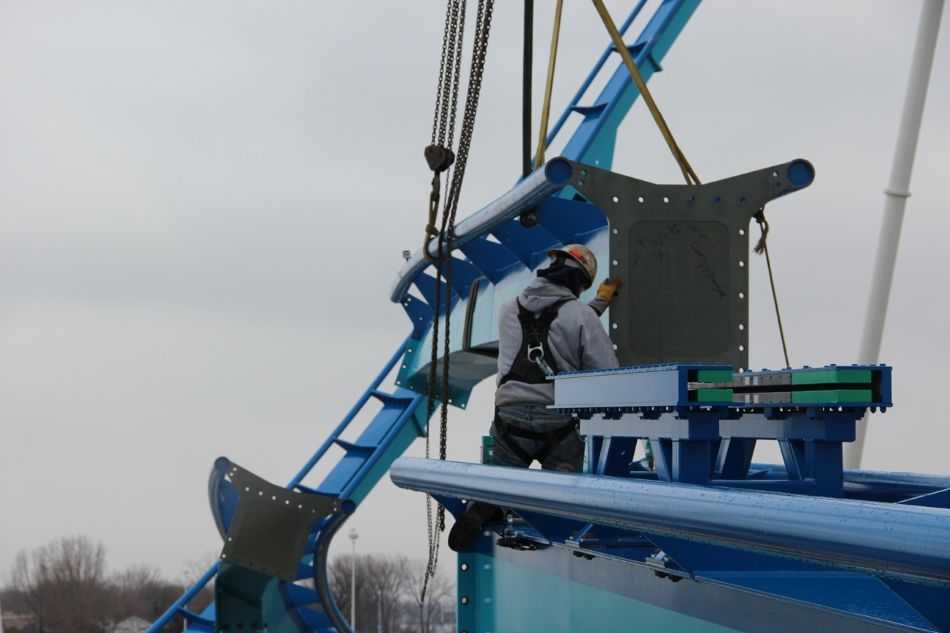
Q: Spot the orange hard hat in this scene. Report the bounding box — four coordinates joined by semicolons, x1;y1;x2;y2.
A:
547;243;597;286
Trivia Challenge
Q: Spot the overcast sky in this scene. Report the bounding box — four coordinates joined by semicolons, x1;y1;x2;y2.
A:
1;1;947;583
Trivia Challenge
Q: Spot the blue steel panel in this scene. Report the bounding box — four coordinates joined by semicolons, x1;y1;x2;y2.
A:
468;544;915;633
553;364;728;410
444;257;483;298
399;295;432;340
534;197;607;244
457;235;522;284
411;272;458;312
698;571;936;630
489;218;561;269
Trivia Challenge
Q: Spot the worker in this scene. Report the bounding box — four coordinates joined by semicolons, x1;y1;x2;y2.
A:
448;244;622;552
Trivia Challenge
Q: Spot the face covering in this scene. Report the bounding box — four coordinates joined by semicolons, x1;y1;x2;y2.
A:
537;263;590;297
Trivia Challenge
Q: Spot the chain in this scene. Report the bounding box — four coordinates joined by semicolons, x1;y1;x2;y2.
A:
422;0;494;604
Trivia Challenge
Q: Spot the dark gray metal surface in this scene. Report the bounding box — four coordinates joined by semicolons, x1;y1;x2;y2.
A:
219;460;339;582
567;159;814;368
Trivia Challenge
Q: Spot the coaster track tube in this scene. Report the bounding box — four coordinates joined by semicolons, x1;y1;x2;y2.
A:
155;2;704;630
391;457;950;587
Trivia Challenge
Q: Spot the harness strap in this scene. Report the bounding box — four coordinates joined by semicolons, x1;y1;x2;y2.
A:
499;298;571;386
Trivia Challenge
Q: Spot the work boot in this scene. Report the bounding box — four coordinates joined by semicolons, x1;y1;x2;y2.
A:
448;502;499;552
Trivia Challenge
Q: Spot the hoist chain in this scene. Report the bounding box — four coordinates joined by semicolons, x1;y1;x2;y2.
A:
422;0;494;604
424;1;466;263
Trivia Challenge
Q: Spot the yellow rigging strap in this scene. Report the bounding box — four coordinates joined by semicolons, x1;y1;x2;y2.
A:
534;0;564;170
591;0;700;185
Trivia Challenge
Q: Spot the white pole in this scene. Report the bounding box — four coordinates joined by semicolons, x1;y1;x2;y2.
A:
847;0;944;469
348;528;359;632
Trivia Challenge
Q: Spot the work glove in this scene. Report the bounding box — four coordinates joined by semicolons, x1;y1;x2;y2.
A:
596;278;623;302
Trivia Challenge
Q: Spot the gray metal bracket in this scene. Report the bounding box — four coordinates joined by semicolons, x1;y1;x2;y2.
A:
566;159;814;368
218;459;341;582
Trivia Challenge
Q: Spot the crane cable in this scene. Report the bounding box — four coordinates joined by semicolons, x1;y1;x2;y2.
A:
421;0;495;603
591;0;790;366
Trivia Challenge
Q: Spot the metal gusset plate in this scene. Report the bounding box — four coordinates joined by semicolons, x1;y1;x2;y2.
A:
566;159;814;369
218;458;341;582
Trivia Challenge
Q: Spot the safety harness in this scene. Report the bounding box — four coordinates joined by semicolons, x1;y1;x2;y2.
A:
496;298;577;466
499;298;570;385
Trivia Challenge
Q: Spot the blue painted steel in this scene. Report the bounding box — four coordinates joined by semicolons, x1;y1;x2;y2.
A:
539;0;649;158
553;364;893;413
390;158;575;302
561;0;703;166
289;337;411;489
152;339;430;633
390;457;950;587
457;548;922;633
553;363;732;410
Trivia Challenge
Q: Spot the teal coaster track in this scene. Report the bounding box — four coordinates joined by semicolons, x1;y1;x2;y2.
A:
150;1;950;632
149;3;701;630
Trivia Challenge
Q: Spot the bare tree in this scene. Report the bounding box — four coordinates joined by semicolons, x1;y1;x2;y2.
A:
109;564;187;631
328;553;415;633
404;561;454;633
10;535;109;633
179;551;217;614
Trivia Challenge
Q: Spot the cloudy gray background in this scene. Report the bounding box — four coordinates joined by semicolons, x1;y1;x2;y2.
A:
1;1;947;581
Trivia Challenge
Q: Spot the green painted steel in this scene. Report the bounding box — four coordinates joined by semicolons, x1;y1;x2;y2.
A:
791;369;872;385
461;553;742;633
696;368;734;383
695;388;733;402
791;389;873;404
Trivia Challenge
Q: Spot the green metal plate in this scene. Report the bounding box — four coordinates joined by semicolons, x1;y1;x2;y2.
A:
696;369;735;383
791;369;872;385
791;389;872;404
695;388;734;402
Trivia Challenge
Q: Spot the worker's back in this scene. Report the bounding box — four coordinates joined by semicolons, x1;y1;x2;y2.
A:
495;276;618;408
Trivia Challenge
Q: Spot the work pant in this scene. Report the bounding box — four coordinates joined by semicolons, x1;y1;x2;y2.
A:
490;403;583;472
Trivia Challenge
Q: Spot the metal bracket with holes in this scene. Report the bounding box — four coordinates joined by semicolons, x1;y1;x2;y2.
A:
568;158;814;369
218;459;341;582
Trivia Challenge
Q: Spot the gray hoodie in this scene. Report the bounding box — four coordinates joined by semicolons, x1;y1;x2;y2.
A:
495;277;619;407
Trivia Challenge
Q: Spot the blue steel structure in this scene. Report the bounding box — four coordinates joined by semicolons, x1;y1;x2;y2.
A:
149;1;950;632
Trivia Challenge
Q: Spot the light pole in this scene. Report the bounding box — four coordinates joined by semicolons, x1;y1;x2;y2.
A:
348;528;359;632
